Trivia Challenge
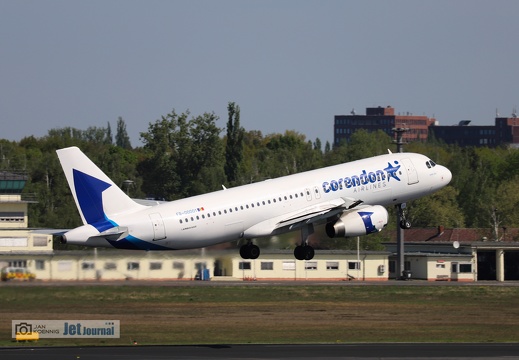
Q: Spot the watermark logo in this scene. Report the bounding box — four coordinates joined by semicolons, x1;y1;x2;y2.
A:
12;320;120;338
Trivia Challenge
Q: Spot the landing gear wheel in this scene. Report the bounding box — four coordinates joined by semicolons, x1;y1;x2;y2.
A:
294;245;315;261
240;245;250;259
304;246;315;260
400;219;411;229
249;244;260;259
240;244;260;259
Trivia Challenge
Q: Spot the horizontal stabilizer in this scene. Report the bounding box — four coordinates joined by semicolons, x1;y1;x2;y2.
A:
94;226;129;241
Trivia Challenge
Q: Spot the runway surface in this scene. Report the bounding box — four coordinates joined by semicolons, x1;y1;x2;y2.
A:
2;343;519;360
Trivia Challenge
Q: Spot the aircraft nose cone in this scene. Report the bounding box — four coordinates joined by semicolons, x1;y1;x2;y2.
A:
443;167;452;184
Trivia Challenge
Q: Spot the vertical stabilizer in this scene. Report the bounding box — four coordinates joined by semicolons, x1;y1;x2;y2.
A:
57;147;146;226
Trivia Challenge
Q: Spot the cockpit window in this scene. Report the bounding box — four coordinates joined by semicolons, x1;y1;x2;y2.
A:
426;160;437;168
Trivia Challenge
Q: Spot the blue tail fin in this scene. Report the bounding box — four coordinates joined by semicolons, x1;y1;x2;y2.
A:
57;147;145;226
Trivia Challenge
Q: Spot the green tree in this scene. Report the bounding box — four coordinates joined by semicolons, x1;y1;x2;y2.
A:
262;131;318;178
139;110;224;200
407;186;466;228
106;121;113;145
224;102;244;185
116;117;132;149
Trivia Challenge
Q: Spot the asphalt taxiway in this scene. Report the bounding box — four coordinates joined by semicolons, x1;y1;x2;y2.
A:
2;343;519;360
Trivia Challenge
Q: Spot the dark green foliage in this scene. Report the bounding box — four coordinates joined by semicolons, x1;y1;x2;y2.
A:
139;110;225;200
224;102;244;185
115;117;132;149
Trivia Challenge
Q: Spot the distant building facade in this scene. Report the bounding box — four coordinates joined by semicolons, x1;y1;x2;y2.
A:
429;115;519;147
334;106;436;146
335;106;519;148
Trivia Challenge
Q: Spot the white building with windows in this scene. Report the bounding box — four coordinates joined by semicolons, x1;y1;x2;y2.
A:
0;248;391;282
0;172;53;270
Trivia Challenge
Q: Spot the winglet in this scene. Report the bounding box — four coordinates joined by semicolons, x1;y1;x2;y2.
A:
57;147;146;226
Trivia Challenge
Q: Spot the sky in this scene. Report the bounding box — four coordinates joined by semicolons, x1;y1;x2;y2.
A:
2;0;519;148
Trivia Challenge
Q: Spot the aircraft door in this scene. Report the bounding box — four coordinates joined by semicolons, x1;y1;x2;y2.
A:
149;213;166;240
313;186;321;199
305;188;312;201
401;158;419;185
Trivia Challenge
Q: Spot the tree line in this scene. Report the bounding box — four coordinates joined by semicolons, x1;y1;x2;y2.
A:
1;103;518;249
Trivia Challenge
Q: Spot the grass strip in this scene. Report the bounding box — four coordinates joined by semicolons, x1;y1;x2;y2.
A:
1;284;518;346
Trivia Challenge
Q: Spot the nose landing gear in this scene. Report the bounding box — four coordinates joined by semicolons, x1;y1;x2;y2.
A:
294;224;315;261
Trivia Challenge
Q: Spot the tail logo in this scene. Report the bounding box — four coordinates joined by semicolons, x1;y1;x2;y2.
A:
73;169;111;226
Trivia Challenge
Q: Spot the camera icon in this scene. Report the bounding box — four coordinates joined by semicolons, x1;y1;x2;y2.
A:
15;322;32;335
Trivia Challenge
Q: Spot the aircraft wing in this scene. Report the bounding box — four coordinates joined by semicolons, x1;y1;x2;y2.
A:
243;197;363;237
275;197;366;231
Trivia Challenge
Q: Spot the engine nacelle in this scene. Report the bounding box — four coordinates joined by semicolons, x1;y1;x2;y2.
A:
325;205;388;238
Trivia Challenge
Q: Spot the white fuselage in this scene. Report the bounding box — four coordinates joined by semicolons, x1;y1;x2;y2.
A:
63;152;451;250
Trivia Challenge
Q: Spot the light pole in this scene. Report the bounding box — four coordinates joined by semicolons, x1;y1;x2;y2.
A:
122;180;134;196
392;126;409;280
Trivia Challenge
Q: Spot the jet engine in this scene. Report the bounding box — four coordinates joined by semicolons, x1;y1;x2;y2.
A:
325;205;388;238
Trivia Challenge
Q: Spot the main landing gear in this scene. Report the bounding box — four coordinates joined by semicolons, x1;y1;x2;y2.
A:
240;241;260;259
294;245;315;261
294;224;315;261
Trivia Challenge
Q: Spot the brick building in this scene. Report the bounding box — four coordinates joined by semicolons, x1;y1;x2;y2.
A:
334;106;436;146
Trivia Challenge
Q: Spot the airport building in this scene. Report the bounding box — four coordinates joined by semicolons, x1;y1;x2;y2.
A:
386;227;519;282
0;171;53;257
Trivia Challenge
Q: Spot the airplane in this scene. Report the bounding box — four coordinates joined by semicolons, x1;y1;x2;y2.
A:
56;146;452;260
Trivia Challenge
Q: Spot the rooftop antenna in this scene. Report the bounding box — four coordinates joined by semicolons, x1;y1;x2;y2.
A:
350;108;356;115
512;107;517;118
496;108;500;117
